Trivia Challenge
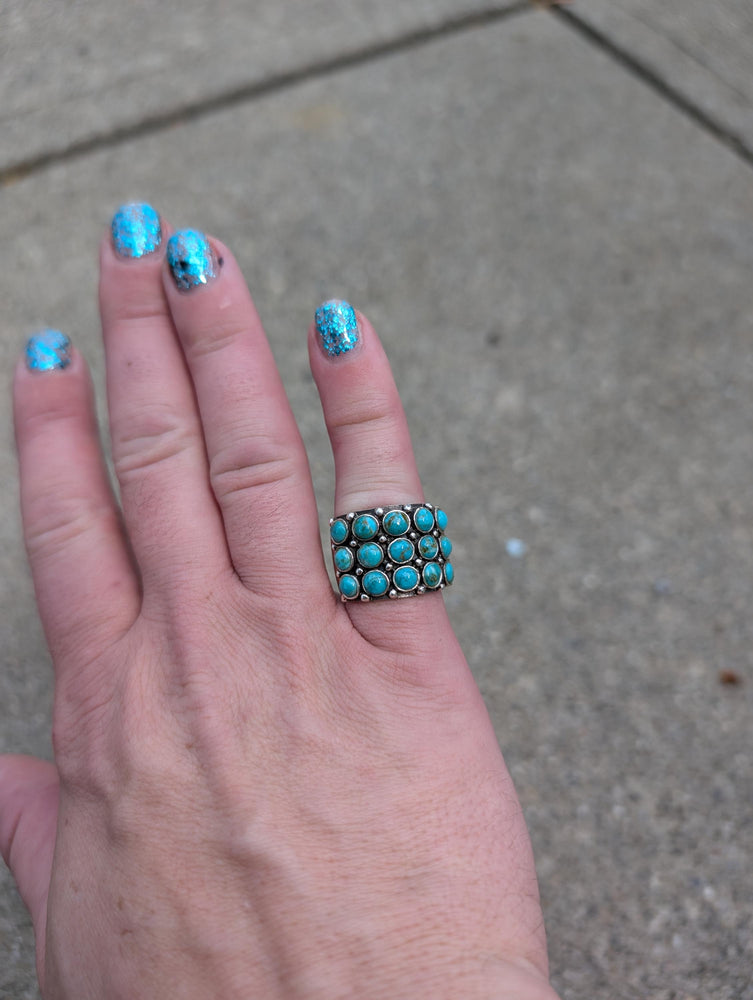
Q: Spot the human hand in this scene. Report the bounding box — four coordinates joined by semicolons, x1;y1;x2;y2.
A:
1;204;558;999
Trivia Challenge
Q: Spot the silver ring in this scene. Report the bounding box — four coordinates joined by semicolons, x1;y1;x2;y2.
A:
329;503;454;601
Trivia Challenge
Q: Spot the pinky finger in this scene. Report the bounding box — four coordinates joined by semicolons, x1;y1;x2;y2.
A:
14;332;139;672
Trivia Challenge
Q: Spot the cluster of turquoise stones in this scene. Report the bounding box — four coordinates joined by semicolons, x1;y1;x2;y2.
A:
330;504;454;601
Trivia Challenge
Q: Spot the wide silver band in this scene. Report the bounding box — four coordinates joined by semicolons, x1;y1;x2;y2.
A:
329;503;454;601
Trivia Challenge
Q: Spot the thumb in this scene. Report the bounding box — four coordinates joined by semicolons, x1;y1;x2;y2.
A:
0;754;59;975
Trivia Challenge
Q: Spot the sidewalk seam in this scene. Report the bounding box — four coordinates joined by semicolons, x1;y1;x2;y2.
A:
0;2;529;188
552;5;753;171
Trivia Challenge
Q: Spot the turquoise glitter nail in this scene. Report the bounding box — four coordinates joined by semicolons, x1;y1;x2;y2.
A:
111;203;162;258
167;229;219;291
314;299;359;357
25;329;72;372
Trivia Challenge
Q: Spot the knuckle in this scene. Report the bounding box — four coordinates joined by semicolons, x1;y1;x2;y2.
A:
182;315;245;362
327;376;403;436
329;405;411;467
52;682;118;793
330;403;395;436
209;438;299;504
113;406;198;481
52;641;168;803
24;496;118;559
106;297;170;325
19;402;83;440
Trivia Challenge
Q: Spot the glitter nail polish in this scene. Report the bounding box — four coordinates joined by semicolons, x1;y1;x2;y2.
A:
25;329;72;372
166;229;219;291
315;300;360;357
111;202;162;258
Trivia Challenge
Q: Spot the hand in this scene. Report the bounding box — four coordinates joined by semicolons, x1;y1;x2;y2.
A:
1;205;558;999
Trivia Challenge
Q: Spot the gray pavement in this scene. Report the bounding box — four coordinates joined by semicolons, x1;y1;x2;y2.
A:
1;3;752;998
0;0;520;175
575;0;753;154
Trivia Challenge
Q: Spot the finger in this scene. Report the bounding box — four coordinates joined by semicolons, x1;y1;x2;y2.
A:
162;230;326;597
308;302;455;651
100;206;231;600
14;335;139;667
0;754;59;980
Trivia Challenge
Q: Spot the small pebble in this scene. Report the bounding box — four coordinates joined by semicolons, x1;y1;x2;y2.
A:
719;670;742;686
505;538;528;558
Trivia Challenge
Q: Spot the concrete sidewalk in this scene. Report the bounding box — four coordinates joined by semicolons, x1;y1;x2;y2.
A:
2;3;752;997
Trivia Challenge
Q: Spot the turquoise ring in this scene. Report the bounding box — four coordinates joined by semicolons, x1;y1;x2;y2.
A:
330;504;454;601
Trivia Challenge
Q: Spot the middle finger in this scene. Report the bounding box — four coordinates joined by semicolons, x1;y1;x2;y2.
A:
161;229;327;598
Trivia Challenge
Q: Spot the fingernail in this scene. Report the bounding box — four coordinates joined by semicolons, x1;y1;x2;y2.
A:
315;300;360;358
166;229;219;291
111;202;162;258
25;329;72;372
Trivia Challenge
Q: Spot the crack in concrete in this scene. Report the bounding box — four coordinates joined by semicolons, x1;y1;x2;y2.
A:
629;8;753;110
552;5;753;172
4;1;751;188
0;2;530;188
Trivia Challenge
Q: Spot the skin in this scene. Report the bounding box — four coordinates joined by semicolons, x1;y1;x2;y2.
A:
0;217;561;999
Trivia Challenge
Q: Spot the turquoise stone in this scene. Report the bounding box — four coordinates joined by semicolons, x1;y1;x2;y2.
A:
436;509;448;531
423;562;442;589
362;570;389;597
388;538;414;563
353;514;379;540
334;547;354;572
338;575;359;599
414;506;435;532
444;562;455;585
440;536;453;558
357;542;384;569
418;535;439;560
394;566;419;592
330;519;349;544
383;510;410;536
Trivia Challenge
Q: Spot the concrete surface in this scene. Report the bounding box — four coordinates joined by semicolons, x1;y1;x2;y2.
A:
2;3;753;998
0;0;520;174
570;0;753;156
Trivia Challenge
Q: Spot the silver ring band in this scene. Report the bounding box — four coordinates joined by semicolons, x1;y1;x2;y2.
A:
330;503;454;601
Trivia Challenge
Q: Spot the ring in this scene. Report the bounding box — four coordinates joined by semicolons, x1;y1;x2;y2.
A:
330;503;454;601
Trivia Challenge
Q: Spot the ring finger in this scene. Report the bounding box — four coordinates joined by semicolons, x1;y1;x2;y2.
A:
308;301;455;652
